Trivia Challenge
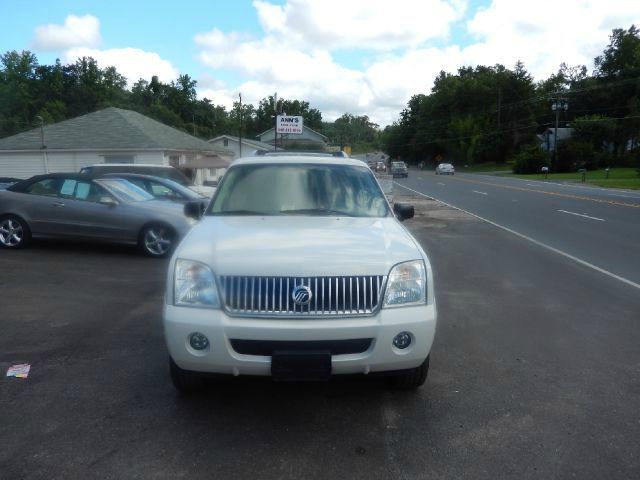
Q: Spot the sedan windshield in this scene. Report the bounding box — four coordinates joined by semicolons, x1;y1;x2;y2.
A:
97;179;155;202
209;163;390;217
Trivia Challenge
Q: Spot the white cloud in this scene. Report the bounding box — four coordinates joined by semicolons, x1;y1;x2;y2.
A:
463;0;640;79
253;0;466;50
198;0;640;127
32;14;101;51
64;47;179;85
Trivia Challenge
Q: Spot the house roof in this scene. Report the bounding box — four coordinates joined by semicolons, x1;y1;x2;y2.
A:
256;125;329;142
208;135;273;151
0;107;220;153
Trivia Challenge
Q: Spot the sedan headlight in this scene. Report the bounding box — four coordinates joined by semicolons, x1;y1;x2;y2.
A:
174;259;220;308
383;260;426;307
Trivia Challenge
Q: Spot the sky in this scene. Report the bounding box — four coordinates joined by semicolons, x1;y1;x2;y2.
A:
1;0;639;126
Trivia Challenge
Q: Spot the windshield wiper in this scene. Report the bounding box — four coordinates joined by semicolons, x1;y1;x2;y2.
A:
279;208;355;216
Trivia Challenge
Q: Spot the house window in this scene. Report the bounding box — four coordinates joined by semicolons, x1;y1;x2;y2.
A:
223;138;229;147
103;155;134;164
169;156;180;167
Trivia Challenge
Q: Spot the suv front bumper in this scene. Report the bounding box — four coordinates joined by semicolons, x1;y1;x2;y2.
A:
164;304;436;376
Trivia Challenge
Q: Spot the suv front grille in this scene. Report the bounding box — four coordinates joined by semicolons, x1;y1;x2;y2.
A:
218;275;386;317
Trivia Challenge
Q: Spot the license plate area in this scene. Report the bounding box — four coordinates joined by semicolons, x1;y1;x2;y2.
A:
271;350;332;382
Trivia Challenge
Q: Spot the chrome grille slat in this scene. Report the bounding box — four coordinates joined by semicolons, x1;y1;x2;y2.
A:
219;275;386;317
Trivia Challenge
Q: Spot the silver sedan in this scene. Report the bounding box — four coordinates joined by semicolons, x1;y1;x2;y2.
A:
0;173;198;257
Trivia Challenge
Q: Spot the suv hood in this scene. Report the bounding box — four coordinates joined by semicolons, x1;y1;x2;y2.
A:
176;216;422;276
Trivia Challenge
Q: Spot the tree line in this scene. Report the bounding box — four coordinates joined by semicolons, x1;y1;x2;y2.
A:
0;52;380;152
381;26;640;172
2;25;638;171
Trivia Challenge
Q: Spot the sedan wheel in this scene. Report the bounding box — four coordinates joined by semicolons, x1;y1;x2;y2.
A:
141;224;174;257
0;216;30;248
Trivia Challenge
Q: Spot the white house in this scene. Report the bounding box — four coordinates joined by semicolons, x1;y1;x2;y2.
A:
0;107;230;185
537;128;573;152
208;135;274;159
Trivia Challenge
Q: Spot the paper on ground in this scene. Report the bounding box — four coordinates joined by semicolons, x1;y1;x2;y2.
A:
6;364;31;378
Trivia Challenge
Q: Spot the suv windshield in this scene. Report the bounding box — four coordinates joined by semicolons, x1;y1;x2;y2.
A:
209;163;390;217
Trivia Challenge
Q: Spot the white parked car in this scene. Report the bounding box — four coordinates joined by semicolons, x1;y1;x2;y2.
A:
435;163;455;175
163;155;437;391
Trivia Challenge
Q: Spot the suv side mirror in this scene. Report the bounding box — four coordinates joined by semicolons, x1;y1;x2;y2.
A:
184;201;204;220
393;203;414;221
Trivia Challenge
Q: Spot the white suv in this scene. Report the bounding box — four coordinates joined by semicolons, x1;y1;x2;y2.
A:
163;155;437;390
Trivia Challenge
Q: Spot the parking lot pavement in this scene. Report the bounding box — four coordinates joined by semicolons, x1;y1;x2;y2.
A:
1;198;639;480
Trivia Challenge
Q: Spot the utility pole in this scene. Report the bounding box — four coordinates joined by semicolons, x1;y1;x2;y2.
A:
497;83;502;131
273;92;278;151
551;94;568;170
238;92;242;158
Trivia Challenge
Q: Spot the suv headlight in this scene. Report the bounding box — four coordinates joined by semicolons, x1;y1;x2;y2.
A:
383;260;426;307
174;259;220;308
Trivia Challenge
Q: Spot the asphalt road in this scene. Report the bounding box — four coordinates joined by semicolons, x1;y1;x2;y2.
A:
1;198;639;479
394;171;640;286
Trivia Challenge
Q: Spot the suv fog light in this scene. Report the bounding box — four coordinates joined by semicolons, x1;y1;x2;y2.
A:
393;332;412;349
189;332;209;350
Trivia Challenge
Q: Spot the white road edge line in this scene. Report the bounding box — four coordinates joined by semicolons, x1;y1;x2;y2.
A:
607;193;640;199
472;190;488;195
394;182;640;290
557;209;605;222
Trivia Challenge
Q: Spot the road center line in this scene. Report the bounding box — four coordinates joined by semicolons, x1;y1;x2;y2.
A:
394;182;640;290
473;190;488;195
437;182;445;186
557;210;605;221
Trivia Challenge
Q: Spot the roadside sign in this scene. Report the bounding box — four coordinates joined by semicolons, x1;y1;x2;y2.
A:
277;115;303;134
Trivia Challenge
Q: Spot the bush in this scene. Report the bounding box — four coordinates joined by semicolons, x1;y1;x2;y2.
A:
512;145;549;174
555;139;598;172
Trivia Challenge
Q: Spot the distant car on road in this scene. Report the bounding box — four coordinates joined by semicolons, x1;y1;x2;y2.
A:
79;164;215;197
375;161;387;173
435;163;455;175
391;161;409;178
0;173;197;257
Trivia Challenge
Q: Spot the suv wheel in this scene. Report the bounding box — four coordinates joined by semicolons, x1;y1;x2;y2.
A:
390;356;430;390
140;224;174;257
0;215;31;249
170;357;205;393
